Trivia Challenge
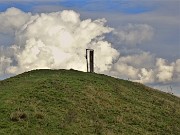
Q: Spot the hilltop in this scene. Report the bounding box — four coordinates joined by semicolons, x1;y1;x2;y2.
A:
0;69;180;134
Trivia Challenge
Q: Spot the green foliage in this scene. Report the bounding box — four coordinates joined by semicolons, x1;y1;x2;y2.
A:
0;69;180;135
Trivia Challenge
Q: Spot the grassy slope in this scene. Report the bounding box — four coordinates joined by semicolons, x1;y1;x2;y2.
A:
0;69;180;135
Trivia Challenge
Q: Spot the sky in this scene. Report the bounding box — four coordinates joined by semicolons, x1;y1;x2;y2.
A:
0;0;179;97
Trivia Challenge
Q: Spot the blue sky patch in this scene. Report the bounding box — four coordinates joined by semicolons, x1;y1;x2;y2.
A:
0;0;154;14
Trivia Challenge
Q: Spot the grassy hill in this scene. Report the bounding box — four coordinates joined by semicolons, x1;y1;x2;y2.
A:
0;69;180;135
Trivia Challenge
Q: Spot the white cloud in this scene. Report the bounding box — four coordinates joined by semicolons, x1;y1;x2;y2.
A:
175;59;180;73
113;24;154;46
156;58;174;83
110;52;156;83
174;59;180;83
110;52;179;84
0;8;117;75
115;52;155;69
0;7;31;34
0;56;12;75
0;7;179;88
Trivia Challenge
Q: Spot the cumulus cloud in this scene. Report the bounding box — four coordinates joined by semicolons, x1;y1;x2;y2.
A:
174;59;180;83
0;8;118;75
110;52;180;84
0;7;31;34
110;52;155;83
113;24;154;46
156;58;174;82
0;7;179;86
0;56;12;75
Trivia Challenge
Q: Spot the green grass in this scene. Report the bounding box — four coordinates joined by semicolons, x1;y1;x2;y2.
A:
0;69;180;135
